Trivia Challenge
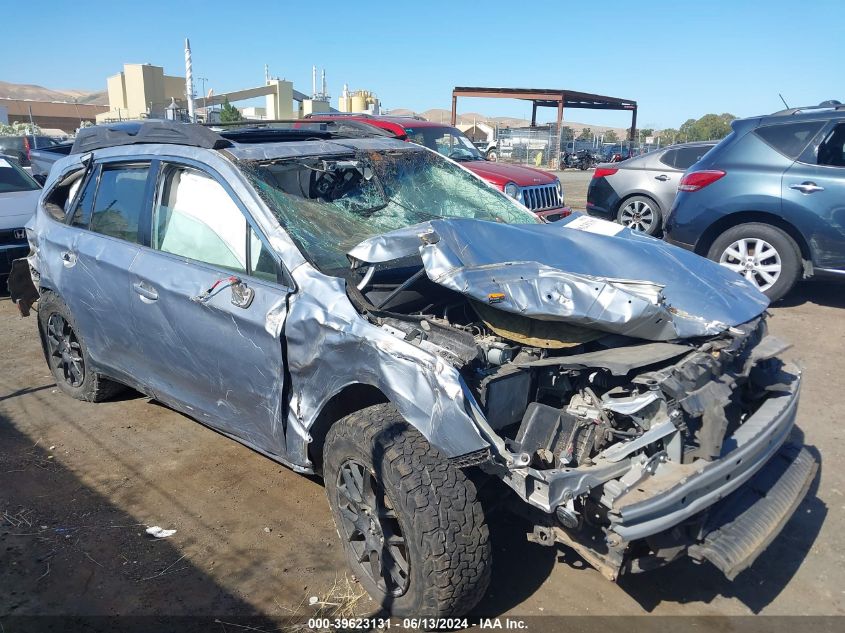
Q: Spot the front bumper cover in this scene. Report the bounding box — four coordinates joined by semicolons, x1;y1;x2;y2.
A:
610;365;803;541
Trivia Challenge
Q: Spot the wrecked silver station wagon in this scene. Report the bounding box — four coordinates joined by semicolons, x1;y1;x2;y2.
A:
10;121;818;617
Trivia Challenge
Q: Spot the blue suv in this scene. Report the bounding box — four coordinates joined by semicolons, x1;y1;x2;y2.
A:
665;101;845;301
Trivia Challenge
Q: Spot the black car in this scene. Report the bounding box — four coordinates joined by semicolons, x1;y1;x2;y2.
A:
665;100;845;301
0;135;62;167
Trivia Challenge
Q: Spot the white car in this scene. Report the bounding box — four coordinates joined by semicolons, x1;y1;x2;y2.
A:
0;155;41;280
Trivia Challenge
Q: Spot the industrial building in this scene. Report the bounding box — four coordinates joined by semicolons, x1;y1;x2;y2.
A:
0;98;107;134
98;63;187;122
337;85;380;115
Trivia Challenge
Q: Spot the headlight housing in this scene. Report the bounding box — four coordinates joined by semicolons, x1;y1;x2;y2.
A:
504;182;520;199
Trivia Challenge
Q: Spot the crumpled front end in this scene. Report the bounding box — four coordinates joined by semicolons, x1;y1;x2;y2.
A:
509;319;816;580
346;217;815;581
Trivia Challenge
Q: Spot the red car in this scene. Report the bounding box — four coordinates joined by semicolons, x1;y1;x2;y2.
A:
306;115;570;221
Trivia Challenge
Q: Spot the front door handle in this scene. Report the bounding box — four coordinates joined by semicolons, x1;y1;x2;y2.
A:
60;251;77;267
789;181;824;194
133;282;159;302
654;174;670;182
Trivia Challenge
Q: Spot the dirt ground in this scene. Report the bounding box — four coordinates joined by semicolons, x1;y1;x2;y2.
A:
2;172;844;624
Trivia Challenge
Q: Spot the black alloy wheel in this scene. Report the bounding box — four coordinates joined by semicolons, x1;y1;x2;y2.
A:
334;458;410;596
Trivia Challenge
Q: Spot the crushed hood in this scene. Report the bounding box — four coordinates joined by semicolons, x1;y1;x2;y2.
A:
347;215;769;341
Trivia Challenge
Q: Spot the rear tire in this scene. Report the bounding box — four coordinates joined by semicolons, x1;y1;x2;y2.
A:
37;291;124;402
707;223;801;302
617;195;662;235
323;403;491;617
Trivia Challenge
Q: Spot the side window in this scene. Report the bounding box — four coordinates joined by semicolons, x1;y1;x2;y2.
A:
673;146;712;170
70;168;98;228
40;168;84;223
754;121;824;160
153;166;247;273
817;124;845;167
90;164;150;243
250;226;278;281
659;149;678;168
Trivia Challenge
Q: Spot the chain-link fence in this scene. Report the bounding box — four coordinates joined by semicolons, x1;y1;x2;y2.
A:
494;125;562;169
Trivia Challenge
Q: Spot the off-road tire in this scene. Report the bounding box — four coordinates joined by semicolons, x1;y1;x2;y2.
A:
37;291;124;402
707;223;802;303
323;403;491;617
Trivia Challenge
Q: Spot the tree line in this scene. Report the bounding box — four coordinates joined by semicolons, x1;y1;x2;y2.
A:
557;112;737;146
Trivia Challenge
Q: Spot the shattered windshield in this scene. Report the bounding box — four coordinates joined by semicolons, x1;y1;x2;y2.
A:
403;126;484;161
244;147;537;273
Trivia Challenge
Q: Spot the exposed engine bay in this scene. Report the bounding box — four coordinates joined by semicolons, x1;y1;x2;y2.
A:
347;257;800;579
350;261;781;468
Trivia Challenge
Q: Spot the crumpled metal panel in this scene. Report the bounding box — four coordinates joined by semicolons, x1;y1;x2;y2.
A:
348;217;769;340
282;265;490;466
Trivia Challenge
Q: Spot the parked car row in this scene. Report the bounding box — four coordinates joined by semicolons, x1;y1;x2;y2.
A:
586;141;717;235
587;100;845;301
0;154;41;279
7;120;817;617
0;134;63;167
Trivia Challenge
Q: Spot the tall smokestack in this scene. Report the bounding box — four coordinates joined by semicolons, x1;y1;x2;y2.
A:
321;68;326;97
185;38;195;121
312;65;317;99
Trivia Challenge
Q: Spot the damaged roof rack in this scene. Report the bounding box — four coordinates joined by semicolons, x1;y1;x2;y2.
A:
207;119;396;143
71;120;232;154
69;119;393;154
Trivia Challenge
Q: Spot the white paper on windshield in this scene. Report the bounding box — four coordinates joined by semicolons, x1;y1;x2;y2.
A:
565;214;625;236
0;158;11;168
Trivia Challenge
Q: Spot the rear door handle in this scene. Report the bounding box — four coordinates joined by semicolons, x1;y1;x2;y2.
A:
133;282;159;302
60;251;77;267
789;182;824;194
655;174;670;181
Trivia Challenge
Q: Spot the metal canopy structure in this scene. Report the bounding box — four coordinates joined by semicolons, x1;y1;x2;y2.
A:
451;86;638;141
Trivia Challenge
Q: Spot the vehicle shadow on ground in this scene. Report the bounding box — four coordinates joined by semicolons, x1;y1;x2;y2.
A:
0;414;285;631
470;508;557;617
616;433;825;613
0;408;342;632
777;279;845;309
472;432;826;616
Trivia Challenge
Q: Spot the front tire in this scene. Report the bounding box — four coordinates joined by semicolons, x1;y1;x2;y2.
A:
617;195;662;235
37;291;123;402
707;223;801;302
323;403;491;617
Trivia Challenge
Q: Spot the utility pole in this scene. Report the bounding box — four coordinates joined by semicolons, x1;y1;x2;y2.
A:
28;106;37;147
185;38;195;122
198;77;208;121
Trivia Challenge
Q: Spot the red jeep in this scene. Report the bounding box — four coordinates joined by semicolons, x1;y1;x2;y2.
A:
306;115;571;221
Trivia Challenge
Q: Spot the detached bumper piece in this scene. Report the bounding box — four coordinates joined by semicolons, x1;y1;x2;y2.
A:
7;257;39;316
689;444;817;579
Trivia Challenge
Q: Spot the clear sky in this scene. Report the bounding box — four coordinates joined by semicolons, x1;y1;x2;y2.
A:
2;0;842;129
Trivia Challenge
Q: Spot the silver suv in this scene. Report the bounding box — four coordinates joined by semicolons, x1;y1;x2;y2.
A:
10;121;817;617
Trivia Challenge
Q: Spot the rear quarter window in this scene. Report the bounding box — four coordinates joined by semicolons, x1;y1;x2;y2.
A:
658;149;678;168
754;121;825;160
673;145;715;170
